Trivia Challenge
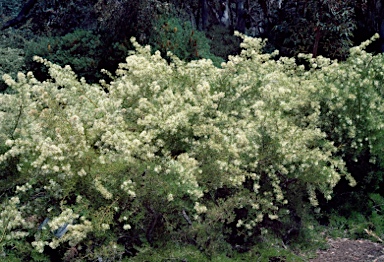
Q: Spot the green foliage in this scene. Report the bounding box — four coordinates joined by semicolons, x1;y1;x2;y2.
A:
310;36;384;216
129;240;307;261
295;36;384;235
0;46;25;92
324;193;384;242
0;33;383;260
369;194;384;241
272;0;356;59
205;24;241;59
0;0;22;17
316;44;384;160
249;240;307;262
150;16;223;66
327;212;368;239
27;0;97;36
24;29;103;83
128;243;208;261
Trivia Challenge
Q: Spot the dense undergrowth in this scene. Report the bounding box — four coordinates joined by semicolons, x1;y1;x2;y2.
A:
0;33;383;261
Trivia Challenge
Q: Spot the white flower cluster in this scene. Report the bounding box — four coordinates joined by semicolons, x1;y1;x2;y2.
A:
0;197;34;243
194;202;207;214
15;182;32;193
31;240;49;253
167;193;174;202
94;178;113;200
123;224;131;230
48;208;79;232
49;218;93;249
168;154;204;200
43;179;63;199
32;208;92;252
120;179;136;198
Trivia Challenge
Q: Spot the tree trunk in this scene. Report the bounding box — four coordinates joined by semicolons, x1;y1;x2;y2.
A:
1;0;38;30
312;27;321;58
235;0;246;33
380;20;384;52
200;0;208;30
220;0;231;27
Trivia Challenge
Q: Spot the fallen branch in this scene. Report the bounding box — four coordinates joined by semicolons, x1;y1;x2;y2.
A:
364;228;383;243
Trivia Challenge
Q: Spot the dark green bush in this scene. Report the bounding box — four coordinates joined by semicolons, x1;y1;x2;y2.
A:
204;24;241;59
24;29;103;83
0;46;25;92
150;16;223;66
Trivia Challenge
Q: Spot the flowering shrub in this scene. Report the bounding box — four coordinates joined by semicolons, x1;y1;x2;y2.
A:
0;33;382;260
315;35;384;166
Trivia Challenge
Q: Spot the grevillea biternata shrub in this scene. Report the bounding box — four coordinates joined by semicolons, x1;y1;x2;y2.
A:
1;33;383;260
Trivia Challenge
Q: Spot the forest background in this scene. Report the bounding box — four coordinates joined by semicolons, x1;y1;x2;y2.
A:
0;0;384;261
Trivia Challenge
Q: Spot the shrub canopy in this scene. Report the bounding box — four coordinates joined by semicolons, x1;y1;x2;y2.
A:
0;33;383;260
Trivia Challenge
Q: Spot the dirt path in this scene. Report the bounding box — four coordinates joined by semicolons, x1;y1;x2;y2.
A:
309;238;384;262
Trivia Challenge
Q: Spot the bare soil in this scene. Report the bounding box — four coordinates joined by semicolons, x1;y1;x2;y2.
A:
309;238;384;262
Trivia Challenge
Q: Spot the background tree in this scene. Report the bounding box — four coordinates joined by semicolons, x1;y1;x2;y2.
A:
268;0;356;59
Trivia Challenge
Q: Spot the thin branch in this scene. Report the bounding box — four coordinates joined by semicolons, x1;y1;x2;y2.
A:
182;209;192;225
